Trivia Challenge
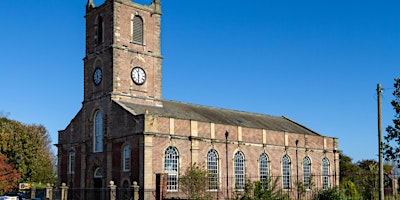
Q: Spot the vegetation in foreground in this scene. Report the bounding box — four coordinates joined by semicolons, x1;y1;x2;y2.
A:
0;114;56;193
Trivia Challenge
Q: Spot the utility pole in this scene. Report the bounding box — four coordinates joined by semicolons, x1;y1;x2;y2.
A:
225;130;229;199
377;83;384;200
295;140;299;200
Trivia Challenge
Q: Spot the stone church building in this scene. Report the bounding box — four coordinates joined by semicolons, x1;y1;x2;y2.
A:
57;0;339;199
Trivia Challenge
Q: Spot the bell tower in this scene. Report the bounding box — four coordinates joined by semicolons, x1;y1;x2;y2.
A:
83;0;162;107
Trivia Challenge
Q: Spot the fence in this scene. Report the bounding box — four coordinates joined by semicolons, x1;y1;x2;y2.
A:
41;181;140;200
34;174;398;200
168;174;337;200
41;175;335;200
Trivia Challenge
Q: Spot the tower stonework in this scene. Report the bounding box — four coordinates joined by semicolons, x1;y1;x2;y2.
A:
84;0;162;107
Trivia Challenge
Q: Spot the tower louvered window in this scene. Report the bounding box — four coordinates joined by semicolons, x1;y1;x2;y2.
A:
132;15;144;44
95;16;103;45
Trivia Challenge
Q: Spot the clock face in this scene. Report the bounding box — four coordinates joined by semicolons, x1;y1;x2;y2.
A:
93;68;102;85
131;67;146;85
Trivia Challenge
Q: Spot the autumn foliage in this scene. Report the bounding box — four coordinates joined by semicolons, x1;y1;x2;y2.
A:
0;152;20;193
0;115;56;188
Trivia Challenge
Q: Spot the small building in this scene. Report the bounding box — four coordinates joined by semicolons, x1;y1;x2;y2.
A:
57;0;339;199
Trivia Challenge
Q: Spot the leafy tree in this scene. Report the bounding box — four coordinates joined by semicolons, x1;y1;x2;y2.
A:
341;180;359;199
384;78;400;163
0;152;20;193
0;116;56;185
356;161;379;200
339;153;360;183
179;163;212;200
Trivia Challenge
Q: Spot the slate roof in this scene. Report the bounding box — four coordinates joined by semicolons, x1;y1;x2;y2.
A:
115;100;321;136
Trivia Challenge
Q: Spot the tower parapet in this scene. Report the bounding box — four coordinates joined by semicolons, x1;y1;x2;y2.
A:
86;0;95;12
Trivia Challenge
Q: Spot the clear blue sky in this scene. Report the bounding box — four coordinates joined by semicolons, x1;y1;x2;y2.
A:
0;0;399;163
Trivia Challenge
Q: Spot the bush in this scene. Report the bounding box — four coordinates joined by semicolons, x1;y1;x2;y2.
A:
313;187;345;200
341;180;359;199
233;177;289;200
179;163;212;200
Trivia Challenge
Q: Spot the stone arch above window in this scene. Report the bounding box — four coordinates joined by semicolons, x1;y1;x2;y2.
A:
94;167;103;178
94;59;103;68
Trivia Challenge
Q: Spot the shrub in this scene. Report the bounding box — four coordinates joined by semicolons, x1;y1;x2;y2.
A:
233;177;289;200
179;163;212;200
313;187;345;200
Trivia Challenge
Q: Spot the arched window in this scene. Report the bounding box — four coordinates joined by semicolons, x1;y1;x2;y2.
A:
93;110;103;152
122;180;130;188
123;145;130;171
164;146;179;191
122;180;130;199
68;149;75;174
282;155;291;189
207;149;219;190
303;156;311;189
322;158;330;189
234;151;245;189
94;167;104;178
259;153;269;184
131;15;143;44
95;16;103;45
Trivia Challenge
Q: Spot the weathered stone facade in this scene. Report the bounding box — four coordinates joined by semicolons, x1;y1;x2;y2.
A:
57;1;339;200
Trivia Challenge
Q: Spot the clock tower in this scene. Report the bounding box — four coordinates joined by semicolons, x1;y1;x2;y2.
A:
84;0;162;107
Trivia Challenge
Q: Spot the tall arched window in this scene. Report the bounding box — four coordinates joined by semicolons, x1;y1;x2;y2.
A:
164;146;179;191
95;16;103;45
234;151;245;189
68;149;75;174
303;156;311;189
131;15;143;44
259;153;269;184
282;155;291;189
322;158;330;189
123;145;130;171
207;149;219;190
93;110;103;152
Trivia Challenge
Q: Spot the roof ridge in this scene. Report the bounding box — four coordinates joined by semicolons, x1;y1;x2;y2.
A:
162;99;278;118
281;116;321;136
